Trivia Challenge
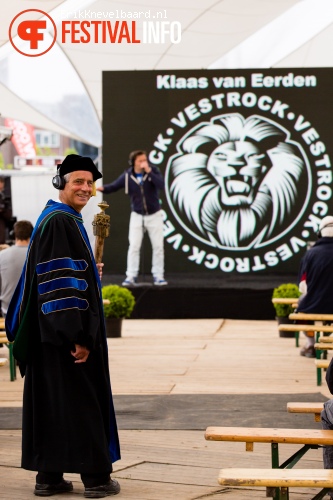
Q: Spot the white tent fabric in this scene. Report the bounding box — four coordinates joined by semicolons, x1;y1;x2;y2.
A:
1;0;333;146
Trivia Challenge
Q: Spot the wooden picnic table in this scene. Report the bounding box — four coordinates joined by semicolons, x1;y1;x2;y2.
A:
205;426;333;499
284;313;333;386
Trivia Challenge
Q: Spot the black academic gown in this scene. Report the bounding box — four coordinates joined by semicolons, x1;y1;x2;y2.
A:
6;200;120;473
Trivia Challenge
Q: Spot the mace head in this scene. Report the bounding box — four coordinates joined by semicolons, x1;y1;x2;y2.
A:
92;200;110;238
97;200;109;213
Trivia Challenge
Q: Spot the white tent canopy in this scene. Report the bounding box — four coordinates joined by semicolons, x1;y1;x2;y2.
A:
1;0;333;146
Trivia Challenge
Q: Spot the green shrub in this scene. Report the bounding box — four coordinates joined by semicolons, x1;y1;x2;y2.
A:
272;283;301;317
102;285;135;318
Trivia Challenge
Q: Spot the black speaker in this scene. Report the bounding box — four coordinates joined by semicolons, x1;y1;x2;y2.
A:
52;174;66;190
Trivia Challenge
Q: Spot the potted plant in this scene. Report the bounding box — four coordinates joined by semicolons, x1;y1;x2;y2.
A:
272;283;301;337
102;285;135;337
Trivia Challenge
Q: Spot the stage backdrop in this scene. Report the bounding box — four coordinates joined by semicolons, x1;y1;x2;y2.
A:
102;69;332;276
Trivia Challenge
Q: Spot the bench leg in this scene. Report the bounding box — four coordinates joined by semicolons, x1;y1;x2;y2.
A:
266;486;288;499
271;443;281;499
270;444;316;500
7;344;16;381
271;443;279;468
280;487;289;500
312;488;331;500
279;444;313;469
295;330;299;347
316;348;323;386
317;365;322;386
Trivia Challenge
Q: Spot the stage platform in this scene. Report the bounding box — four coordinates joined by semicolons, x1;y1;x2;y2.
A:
101;273;299;320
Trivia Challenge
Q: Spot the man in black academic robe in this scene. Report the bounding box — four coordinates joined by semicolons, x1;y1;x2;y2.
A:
6;155;121;498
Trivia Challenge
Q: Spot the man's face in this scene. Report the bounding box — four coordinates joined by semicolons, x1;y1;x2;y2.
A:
133;154;148;173
59;170;93;212
207;140;266;206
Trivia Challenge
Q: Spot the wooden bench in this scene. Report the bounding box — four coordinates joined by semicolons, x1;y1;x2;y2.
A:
217;468;333;499
280;325;333;334
287;402;324;422
278;324;333;348
314;359;331;386
205;426;333;449
290;313;333;322
314;343;333;386
315;343;333;351
0;332;16;381
285;312;333;355
272;298;299;305
205;426;333;499
316;359;330;369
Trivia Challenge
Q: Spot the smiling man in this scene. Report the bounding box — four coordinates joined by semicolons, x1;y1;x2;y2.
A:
6;155;121;498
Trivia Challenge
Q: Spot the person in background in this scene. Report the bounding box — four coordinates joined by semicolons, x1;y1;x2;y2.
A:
0;176;12;244
297;215;333;358
97;150;167;286
0;220;33;317
5;154;120;498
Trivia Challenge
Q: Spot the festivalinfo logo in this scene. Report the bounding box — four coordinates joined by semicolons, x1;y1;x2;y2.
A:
9;8;182;56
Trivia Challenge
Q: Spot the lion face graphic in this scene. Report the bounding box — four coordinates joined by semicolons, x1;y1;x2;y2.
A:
207;140;268;207
166;113;310;249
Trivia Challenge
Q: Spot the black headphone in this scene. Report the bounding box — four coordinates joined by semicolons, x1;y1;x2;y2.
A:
52;172;66;190
317;223;333;238
128;153;135;167
128;150;147;168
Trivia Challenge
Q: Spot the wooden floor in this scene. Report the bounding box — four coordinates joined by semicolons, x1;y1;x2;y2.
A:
0;319;331;499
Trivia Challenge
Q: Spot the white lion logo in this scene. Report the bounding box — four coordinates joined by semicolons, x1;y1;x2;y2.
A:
166;113;309;249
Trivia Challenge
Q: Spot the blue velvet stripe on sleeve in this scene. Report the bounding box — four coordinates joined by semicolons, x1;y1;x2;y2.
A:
41;297;89;315
36;258;88;275
38;277;88;295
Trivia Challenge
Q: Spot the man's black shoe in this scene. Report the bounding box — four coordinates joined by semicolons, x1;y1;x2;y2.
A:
34;479;73;496
84;478;120;498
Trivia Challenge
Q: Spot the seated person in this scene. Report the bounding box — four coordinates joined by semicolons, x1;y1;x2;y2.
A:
297;215;333;358
321;361;333;498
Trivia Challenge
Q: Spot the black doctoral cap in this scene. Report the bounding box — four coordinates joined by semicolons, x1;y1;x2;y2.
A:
58;154;102;181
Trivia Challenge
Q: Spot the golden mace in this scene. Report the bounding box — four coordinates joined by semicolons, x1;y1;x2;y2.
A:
92;200;110;264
